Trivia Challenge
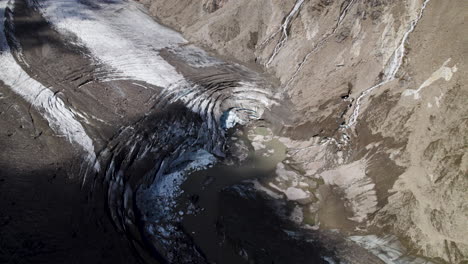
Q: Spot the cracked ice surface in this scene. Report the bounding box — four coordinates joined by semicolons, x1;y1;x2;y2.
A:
36;0;187;88
0;0;98;169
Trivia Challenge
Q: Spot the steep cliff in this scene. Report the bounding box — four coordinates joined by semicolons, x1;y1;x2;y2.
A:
138;0;467;262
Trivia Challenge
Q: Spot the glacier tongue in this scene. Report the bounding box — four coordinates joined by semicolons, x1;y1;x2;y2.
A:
36;0;187;88
0;0;98;170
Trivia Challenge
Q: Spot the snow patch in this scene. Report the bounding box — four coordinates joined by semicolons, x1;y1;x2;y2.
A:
168;45;222;68
285;187;308;201
289;205;304;223
137;149;217;222
321;160;377;223
403;58;457;99
350;235;435;264
153;150;216;198
346;0;432;128
251;180;283;199
220;109;247;130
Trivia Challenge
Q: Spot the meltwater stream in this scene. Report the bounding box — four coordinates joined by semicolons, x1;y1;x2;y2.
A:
1;0;389;263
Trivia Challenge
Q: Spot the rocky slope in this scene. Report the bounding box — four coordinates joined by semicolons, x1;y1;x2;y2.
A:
139;0;467;262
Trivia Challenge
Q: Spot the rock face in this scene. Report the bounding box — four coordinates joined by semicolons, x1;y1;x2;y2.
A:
139;0;467;262
202;0;229;13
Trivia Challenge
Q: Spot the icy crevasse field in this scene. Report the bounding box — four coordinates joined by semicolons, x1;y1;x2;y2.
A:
0;0;97;166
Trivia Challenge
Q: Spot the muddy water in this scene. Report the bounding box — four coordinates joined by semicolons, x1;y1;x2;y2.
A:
180;162;273;263
176;124;368;264
179;126;284;263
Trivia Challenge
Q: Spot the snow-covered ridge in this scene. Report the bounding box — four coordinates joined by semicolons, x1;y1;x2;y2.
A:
0;0;98;170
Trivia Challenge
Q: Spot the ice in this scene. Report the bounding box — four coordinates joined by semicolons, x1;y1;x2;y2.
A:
37;0;186;89
0;1;98;170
